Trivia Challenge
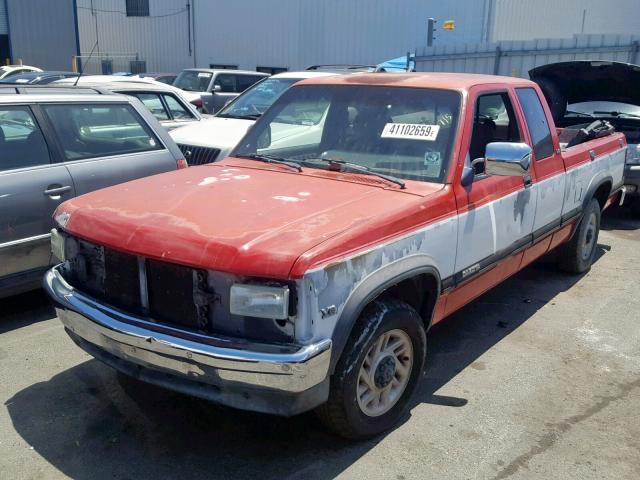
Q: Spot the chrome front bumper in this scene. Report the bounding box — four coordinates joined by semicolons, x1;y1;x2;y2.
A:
44;266;332;416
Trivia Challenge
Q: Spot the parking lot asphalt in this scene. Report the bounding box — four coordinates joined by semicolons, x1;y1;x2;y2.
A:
1;205;639;480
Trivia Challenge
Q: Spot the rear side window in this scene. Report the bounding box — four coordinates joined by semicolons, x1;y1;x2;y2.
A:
162;94;194;119
0;106;50;171
214;74;236;93
516;88;554;160
128;93;169;121
42;103;162;161
237;75;265;92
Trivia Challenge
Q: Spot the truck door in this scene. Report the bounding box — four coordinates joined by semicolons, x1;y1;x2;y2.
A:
447;89;537;314
515;87;565;244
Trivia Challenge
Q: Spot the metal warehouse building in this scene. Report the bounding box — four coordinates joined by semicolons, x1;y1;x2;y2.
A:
2;0;640;73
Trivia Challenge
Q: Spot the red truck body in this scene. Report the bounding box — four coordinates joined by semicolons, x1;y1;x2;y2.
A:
45;73;627;437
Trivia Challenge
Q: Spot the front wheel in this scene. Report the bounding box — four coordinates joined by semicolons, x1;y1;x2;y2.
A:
558;198;601;274
316;299;426;439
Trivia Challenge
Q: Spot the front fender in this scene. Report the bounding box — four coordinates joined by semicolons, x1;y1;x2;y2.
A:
324;255;441;373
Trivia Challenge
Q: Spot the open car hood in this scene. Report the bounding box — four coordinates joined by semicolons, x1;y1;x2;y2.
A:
529;61;640;106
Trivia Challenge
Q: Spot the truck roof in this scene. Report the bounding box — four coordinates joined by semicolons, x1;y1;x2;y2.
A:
296;72;537;90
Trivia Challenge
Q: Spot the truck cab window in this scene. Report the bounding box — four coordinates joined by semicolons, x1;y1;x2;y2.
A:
516;88;554;160
469;92;521;174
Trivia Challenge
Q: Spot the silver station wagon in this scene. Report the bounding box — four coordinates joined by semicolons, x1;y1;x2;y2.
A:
0;93;186;297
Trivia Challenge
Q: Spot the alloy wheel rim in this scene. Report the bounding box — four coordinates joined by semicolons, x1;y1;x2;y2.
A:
582;213;597;261
357;329;413;417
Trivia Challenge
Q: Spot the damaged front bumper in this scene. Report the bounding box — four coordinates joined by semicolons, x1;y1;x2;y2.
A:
43;265;332;416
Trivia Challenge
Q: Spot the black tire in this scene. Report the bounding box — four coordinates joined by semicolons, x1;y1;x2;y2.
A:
630;198;640;218
558;198;601;274
316;298;426;439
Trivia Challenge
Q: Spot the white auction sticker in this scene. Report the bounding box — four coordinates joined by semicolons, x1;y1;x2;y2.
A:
381;123;440;141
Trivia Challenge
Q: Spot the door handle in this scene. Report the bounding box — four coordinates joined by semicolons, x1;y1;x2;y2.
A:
44;185;72;197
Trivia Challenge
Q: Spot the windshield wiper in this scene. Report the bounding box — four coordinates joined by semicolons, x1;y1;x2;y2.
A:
217;113;261;120
565;110;594;118
593;110;640;119
239;154;303;172
303;158;405;189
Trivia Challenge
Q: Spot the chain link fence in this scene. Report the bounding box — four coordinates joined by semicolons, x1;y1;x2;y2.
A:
415;34;640;78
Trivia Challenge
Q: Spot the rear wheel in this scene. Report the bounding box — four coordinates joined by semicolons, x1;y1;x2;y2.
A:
316;299;426;439
558;198;601;274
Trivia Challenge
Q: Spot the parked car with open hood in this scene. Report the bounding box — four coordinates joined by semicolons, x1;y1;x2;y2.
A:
530;61;640;211
45;72;626;438
170;70;340;165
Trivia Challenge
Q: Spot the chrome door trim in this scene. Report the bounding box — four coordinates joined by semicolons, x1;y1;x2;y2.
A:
0;233;51;250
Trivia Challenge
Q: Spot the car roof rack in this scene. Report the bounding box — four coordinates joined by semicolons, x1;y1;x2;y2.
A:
0;84;108;95
305;64;385;72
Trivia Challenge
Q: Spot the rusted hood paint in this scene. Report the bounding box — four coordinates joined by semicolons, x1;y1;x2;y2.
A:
56;160;446;279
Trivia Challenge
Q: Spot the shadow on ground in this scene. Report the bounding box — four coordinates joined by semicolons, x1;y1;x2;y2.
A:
3;240;618;479
0;289;55;333
601;202;640;231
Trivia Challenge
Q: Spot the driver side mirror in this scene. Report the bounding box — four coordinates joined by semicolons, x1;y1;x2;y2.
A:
484;142;532;177
213;84;222;93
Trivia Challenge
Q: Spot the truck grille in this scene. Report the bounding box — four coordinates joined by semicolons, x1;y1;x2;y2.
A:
146;258;201;328
177;143;221;165
103;248;142;315
66;242;209;332
61;238;296;343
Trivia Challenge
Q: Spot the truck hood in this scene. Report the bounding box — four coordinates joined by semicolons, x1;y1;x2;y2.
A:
169;116;254;151
529;61;640;106
56;161;438;279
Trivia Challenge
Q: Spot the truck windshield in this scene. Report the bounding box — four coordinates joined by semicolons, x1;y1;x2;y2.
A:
233;85;461;183
174;71;212;92
218;77;298;119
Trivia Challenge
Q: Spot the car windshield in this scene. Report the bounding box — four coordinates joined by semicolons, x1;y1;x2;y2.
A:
174;70;212;92
218;77;298;119
568;101;640;117
233;85;461;183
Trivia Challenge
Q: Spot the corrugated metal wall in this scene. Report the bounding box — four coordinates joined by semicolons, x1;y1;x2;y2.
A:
6;0;77;69
193;0;489;71
415;34;640;78
492;0;640;42
76;0;193;74
0;1;8;35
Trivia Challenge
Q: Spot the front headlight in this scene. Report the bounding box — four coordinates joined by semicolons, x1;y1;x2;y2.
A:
230;284;290;319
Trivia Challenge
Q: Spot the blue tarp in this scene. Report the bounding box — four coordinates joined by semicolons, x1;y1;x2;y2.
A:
377;54;415;72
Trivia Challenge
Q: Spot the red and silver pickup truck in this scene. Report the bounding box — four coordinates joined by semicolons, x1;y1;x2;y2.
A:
44;73;626;438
